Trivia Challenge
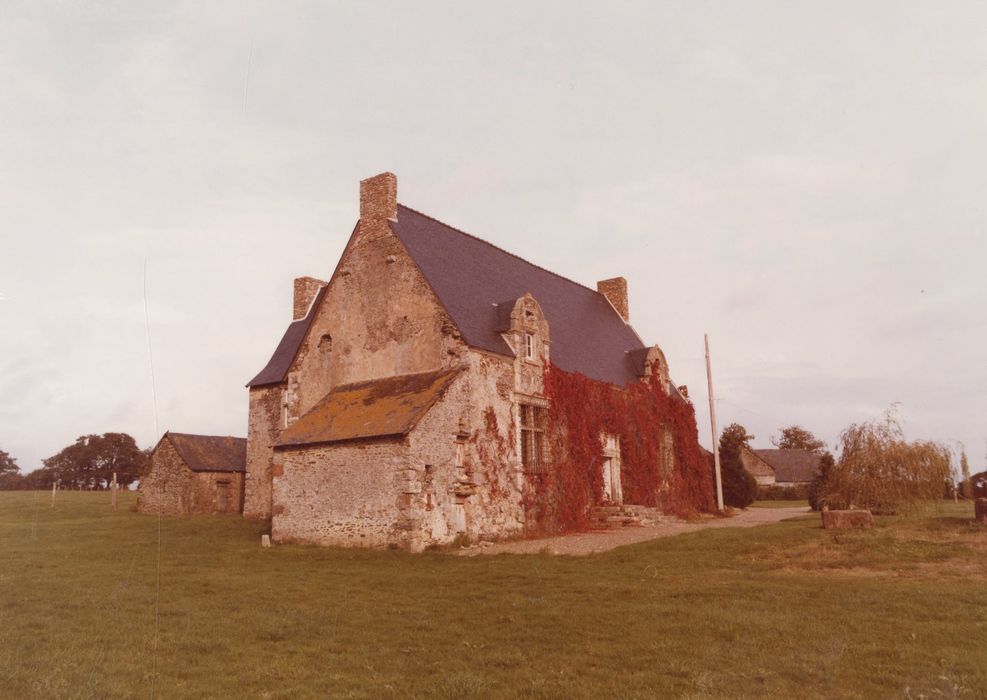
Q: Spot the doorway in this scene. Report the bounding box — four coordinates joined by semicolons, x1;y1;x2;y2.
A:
216;480;231;513
602;456;622;504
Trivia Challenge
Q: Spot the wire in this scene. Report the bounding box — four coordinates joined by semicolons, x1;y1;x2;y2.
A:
143;259;162;699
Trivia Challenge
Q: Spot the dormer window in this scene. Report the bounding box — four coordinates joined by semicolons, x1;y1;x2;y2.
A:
524;333;534;360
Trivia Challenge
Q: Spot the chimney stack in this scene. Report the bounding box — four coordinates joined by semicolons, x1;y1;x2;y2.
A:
359;172;397;221
293;276;325;320
597;277;629;322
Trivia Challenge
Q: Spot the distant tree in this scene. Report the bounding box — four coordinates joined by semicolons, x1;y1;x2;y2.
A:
823;407;952;514
21;467;56;490
42;433;147;490
718;423;758;508
772;426;826;454
0;449;21;489
959;449;973;500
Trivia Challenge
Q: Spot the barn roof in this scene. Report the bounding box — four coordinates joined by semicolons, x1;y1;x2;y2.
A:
741;447;776;478
276;367;463;448
389;205;647;386
164;433;247;473
753;449;821;483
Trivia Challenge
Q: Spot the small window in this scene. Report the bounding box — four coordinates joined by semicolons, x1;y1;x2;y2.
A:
281;389;289;428
524;333;535;360
520;404;547;473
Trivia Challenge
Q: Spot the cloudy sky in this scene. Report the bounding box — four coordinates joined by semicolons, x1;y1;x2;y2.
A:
1;2;985;473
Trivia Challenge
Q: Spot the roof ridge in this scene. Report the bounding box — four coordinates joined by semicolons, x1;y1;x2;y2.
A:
396;203;608;299
168;432;246;441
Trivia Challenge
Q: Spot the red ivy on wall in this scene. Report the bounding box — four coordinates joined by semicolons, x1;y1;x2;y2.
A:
524;364;716;532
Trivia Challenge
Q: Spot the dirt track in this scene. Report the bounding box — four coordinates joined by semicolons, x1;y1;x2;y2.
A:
456;506;811;556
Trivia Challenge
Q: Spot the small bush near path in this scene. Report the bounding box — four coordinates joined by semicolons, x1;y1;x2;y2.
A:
0;492;984;699
757;484;810;501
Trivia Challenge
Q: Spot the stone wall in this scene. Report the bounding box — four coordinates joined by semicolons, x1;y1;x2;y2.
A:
740;449;776;485
138;439;244;515
243;385;281;520
289;174;464;419
407;352;526;549
272;440;409;546
270;348;530;551
246;173;466;521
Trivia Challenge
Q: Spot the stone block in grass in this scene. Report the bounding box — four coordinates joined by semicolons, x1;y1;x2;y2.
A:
822;509;875;529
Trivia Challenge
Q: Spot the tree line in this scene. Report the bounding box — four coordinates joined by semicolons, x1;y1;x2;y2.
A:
717;409;970;513
0;434;147;490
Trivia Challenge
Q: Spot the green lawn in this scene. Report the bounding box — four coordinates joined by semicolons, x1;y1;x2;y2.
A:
751;499;809;509
1;492;984;699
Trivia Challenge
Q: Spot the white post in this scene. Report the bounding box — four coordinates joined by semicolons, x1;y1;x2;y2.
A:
111;472;118;509
705;334;725;511
51;481;57;508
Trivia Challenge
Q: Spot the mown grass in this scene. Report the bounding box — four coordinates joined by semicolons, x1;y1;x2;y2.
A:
1;492;985;699
751;500;809;509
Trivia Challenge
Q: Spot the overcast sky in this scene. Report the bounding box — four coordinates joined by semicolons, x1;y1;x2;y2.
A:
1;2;985;474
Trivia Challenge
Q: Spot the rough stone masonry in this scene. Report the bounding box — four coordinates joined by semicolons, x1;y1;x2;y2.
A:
243;172;700;550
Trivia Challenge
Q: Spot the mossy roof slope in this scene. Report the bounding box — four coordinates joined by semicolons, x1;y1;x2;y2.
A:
277;367;463;448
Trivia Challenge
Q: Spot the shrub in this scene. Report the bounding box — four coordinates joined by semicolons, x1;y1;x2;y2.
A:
718;423;758;508
757;484;810;501
823;408;952;514
808;453;835;511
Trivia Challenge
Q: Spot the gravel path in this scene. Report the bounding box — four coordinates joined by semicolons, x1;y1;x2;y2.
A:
456;506;811;556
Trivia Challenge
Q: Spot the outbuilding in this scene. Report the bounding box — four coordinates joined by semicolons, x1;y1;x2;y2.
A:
137;432;246;515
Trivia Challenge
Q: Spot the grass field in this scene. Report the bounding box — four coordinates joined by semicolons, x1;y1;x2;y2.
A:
1;492;985;699
751;499;809;509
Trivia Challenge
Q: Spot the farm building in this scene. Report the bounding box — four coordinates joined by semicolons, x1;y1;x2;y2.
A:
137;432;246;515
739;447;777;486
244;172;715;550
746;448;822;487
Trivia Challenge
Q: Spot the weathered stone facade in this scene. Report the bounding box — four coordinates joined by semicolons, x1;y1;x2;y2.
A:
137;435;245;516
740;447;776;486
245;171;699;549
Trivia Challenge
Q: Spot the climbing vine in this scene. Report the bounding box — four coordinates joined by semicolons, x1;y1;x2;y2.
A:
524;364;716;532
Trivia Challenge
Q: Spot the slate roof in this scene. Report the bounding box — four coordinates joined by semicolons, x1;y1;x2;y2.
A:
164;433;247;473
753;449;821;484
277;367;463;448
248;203;651;389
247;285;328;388
389;205;646;386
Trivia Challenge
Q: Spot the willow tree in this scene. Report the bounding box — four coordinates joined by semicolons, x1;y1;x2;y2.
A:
824;408;951;514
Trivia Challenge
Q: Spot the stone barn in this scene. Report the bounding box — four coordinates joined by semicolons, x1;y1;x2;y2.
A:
740;447;777;485
751;449;821;487
138;432;247;515
244;172;714;550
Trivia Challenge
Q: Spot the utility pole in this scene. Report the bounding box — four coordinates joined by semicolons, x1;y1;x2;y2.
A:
705;334;724;511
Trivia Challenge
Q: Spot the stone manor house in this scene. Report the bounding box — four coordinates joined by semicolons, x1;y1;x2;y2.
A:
244;172;697;550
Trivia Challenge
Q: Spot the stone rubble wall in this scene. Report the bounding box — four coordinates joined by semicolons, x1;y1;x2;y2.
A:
269;348;531;551
138;439;243;515
272;440;408;547
243;385;281;520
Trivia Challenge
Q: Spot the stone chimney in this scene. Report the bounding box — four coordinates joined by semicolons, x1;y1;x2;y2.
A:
597;277;629;322
359;172;397;221
293;276;325;320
